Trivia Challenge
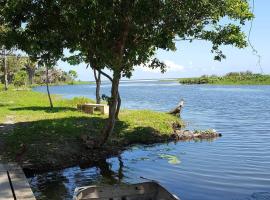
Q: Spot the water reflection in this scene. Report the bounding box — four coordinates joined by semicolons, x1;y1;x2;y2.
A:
28;156;126;200
96;156;124;184
29;171;69;199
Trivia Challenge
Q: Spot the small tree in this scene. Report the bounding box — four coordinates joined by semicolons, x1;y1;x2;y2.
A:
21;57;37;85
64;55;103;104
1;0;65;108
13;71;27;88
0;25;8;90
0;47;10;90
68;70;78;83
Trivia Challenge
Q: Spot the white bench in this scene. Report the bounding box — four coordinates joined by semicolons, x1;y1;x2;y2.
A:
77;103;109;115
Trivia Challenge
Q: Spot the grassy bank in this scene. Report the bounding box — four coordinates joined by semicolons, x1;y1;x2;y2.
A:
0;89;183;171
0;81;94;91
178;71;270;85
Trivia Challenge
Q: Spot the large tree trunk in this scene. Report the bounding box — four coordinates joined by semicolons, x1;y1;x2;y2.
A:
3;48;8;91
93;69;101;104
99;72;120;146
45;65;53;108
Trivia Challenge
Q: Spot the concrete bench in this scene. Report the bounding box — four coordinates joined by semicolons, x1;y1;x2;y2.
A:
77;103;109;115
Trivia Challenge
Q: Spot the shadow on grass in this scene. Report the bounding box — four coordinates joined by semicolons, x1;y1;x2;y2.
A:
4;116;165;143
1;116;165;169
10;106;77;113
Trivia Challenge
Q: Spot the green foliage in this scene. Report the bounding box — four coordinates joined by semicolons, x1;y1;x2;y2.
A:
0;53;24;83
0;54;73;86
179;71;270;85
1;0;253;76
13;71;27;88
68;70;78;81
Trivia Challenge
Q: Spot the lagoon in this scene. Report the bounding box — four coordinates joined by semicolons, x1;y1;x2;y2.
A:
31;81;270;200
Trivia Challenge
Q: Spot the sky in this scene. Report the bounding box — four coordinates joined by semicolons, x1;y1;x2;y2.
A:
58;1;270;81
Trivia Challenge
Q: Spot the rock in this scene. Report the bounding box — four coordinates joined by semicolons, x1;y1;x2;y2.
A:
171;129;221;141
172;122;182;130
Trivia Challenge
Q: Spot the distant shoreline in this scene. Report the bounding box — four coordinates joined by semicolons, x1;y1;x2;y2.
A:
178;72;270;85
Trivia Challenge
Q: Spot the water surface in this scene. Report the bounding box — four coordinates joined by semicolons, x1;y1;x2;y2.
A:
31;81;270;200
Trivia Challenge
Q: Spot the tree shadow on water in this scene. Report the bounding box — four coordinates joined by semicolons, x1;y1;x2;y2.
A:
26;156;126;200
96;156;125;184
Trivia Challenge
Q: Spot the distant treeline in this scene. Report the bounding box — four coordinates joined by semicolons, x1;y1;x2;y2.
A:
0;55;78;88
179;71;270;85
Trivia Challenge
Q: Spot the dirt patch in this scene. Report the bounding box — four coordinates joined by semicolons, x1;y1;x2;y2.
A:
0;115;15;155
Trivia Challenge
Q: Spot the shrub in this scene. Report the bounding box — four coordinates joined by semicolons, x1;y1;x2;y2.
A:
13;71;27;88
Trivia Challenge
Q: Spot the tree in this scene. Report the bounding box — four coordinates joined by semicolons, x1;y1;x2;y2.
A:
0;0;65;108
1;0;253;145
59;0;253;145
0;47;8;90
64;55;103;104
13;70;27;88
0;24;8;90
0;50;26;89
68;70;78;83
20;57;37;85
0;15;20;90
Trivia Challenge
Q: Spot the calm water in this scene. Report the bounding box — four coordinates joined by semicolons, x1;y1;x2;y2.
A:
31;81;270;200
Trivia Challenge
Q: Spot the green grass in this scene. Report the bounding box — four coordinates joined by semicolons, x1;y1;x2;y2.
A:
178;71;270;85
0;89;183;169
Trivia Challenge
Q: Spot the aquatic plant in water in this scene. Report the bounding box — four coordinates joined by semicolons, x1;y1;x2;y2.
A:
159;154;181;165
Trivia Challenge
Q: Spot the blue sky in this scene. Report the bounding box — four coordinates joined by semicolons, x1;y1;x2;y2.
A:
58;1;270;81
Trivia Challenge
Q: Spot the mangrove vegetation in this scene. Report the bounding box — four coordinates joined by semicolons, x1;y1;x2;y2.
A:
179;71;270;85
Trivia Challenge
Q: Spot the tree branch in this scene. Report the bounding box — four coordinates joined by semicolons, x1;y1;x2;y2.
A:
98;69;113;82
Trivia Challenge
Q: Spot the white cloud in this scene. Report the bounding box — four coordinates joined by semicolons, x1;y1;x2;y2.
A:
164;60;185;72
138;60;185;73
